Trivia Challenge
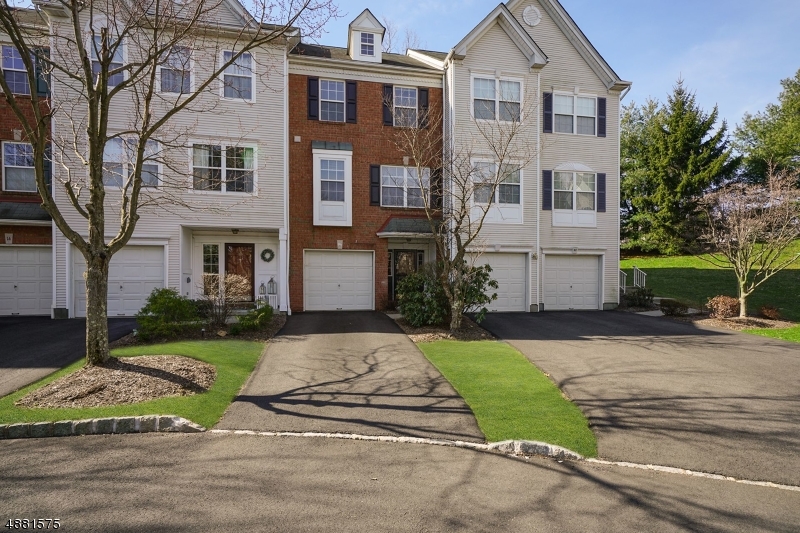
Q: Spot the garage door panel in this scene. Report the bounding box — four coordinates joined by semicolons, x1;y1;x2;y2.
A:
0;246;52;315
471;253;527;312
544;255;600;311
304;251;374;311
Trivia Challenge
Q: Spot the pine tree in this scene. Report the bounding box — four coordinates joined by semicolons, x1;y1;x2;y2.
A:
621;80;740;254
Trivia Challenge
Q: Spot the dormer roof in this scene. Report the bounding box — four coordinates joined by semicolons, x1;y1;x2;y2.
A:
346;8;385;62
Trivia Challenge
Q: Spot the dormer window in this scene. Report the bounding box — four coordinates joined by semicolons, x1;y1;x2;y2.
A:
360;33;375;56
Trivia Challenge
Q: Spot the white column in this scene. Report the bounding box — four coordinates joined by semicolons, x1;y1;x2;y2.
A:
279;227;288;313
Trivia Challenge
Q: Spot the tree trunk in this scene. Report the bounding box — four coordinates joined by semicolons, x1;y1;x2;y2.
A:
85;253;111;366
449;300;463;332
738;280;748;318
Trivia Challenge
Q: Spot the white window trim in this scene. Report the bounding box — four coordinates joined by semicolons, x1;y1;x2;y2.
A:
86;21;127;88
312;148;352;227
219;50;256;103
2;141;37;192
470;73;524;123
157;46;194;95
393;85;418;128
552;170;597;228
379;165;430;209
1;45;31;96
102;137;162;189
189;141;258;195
552;92;598;136
469;159;524;225
319;78;346;123
360;32;375;57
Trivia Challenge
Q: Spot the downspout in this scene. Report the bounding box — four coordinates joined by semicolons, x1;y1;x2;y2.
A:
534;71;541;312
283;47;291;315
444;49;457;262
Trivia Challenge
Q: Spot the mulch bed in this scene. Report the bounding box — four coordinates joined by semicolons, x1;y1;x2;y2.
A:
670;315;796;331
16;356;216;409
391;314;495;343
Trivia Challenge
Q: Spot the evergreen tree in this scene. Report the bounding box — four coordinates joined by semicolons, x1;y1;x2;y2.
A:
621;80;740;254
734;69;800;183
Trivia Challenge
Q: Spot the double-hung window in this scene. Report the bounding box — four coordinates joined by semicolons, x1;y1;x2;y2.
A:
554;94;596;135
320;159;345;201
103;138;159;188
2;142;36;192
473;77;521;121
91;35;124;87
161;46;191;94
360;33;375;56
554;171;595;211
472;162;521;205
222;51;253;100
2;46;30;95
381;166;429;208
320;80;345;122
192;144;255;193
393;86;417;127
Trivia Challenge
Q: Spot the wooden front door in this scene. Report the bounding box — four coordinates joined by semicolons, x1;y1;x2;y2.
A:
225;244;255;302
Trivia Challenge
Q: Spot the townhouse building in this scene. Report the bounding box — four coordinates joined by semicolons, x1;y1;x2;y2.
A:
288;9;443;311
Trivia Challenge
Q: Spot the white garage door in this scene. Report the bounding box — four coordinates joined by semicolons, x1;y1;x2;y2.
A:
304;250;374;311
73;245;164;318
544;255;600;310
0;246;52;316
471;253;527;312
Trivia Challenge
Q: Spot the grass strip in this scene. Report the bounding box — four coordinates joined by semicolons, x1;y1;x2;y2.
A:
0;340;264;429
745;326;800;344
418;340;597;457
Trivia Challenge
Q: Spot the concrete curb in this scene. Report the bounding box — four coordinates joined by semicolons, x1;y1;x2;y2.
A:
207;429;583;461
0;415;205;439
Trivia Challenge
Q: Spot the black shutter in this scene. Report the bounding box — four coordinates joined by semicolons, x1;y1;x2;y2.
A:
542;170;552;211
431;168;442;208
418;88;429;128
43;143;52;189
370;165;381;205
597;97;607;137
34;47;50;97
597;173;606;212
383;84;394;126
543;92;553;134
346;80;357;124
307;77;319;120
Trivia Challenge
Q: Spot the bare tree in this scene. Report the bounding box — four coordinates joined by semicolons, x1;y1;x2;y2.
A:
388;86;539;331
380;15;422;54
0;0;339;365
698;166;800;317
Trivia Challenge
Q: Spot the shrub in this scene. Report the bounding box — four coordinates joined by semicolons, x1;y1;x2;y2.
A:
231;304;275;334
660;298;688;316
396;265;449;327
459;263;499;324
623;287;654;308
136;288;199;341
197;273;252;329
759;305;782;320
706;295;739;318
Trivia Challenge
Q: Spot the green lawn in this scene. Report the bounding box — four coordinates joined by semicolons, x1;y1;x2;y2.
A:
620;241;800;321
418;340;597;457
745;326;800;344
0;340;264;428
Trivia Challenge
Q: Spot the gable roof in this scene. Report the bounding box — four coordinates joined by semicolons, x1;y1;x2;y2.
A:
346;8;385;57
453;3;548;69
506;0;630;90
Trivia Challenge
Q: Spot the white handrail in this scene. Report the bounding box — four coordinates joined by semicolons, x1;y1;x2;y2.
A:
633;266;647;288
619;270;627;293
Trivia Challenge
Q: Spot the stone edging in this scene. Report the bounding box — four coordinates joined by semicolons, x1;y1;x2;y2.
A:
207;429;584;461
0;415;204;439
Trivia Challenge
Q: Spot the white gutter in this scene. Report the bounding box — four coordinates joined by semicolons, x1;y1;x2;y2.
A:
535;70;541;312
283;48;291;315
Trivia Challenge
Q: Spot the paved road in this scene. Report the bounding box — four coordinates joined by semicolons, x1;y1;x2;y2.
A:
0;316;137;397
217;312;484;442
2;433;798;532
481;311;800;486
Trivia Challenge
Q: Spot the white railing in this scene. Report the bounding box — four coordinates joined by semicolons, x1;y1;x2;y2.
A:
633;266;647;288
256;294;279;310
619;270;627;294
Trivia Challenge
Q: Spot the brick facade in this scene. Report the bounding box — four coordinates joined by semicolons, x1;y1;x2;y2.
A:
0;94;52;245
288;73;442;311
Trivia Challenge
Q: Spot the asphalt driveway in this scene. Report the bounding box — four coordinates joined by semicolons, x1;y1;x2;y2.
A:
0;316;137;397
481;311;800;486
217;311;484;442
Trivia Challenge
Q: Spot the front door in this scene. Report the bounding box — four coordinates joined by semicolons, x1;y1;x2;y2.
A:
390;250;424;301
225;244;255;302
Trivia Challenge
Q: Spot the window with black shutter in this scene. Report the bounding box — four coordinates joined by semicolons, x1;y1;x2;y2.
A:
418;88;429;128
542;170;552;210
383;84;393;126
307;77;319;120
346;80;357;124
370;164;380;205
543;92;553;133
597;173;606;212
597;98;606;138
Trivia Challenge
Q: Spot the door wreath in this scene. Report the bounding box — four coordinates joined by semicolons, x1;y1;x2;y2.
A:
260;248;275;262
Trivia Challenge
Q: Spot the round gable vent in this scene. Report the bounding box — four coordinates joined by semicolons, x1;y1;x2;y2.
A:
523;5;542;27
